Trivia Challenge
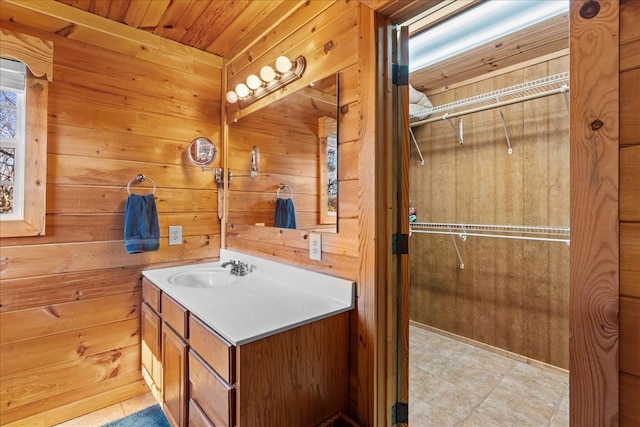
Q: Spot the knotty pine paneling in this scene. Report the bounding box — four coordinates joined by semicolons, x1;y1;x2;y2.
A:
620;1;640;423
620;223;640;299
409;56;570;369
0;3;222;424
621;373;640;426
1;318;141;377
570;1;620;422
620;297;640;377
1;346;142;425
0;292;140;344
225;4;379;424
620;144;640;221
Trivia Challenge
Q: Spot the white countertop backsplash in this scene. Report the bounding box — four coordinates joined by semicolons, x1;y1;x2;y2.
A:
142;249;355;346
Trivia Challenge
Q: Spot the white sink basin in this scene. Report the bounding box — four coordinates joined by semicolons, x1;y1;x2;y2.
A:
167;267;231;288
143;250;355;345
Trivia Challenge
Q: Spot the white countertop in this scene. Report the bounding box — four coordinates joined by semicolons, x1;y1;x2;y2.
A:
142;249;355;346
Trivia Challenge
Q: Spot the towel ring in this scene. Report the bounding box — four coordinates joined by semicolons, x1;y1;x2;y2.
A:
127;174;156;195
277;183;293;199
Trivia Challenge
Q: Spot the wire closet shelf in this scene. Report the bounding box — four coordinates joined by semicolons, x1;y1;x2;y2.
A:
409;71;570;127
410;222;571;244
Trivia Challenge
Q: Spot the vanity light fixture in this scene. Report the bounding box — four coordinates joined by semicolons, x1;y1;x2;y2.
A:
225;55;306;107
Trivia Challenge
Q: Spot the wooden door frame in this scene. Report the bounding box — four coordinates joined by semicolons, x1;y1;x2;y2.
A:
568;0;619;424
377;1;621;425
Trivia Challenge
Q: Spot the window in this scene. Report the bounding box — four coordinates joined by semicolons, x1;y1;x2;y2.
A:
0;28;52;238
1;58;26;219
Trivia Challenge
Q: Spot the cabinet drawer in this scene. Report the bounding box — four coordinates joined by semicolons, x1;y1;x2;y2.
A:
188;399;215;427
141;302;162;401
189;350;235;427
161;293;188;339
142;278;161;313
189;315;235;383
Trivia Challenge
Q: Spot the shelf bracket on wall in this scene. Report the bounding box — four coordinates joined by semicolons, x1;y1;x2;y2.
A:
450;233;465;269
409;127;425;166
496;96;513;155
561;84;569;111
444;114;463;144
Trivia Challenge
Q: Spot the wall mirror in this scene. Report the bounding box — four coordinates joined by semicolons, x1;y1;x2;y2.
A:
227;73;338;232
188;137;217;168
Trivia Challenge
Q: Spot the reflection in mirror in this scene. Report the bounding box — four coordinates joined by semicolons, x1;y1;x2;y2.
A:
319;117;337;225
188;137;217;168
227;74;338;232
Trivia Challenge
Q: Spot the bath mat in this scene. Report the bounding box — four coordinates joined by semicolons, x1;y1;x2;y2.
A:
101;404;169;427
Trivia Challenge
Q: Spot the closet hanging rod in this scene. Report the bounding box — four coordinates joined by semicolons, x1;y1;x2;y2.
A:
410;85;568;128
410;222;570;244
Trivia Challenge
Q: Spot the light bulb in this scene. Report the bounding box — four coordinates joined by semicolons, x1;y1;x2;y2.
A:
225;91;238;104
235;83;250;98
260;65;276;83
246;74;262;90
275;55;292;73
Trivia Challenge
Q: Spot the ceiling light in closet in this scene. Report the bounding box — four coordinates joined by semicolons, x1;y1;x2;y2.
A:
409;0;569;72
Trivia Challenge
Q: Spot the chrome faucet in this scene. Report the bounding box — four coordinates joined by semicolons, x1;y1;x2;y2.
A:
220;260;248;276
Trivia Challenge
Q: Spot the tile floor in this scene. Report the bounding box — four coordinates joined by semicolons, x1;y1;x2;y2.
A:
410;324;569;426
54;392;157;427
55;326;569;427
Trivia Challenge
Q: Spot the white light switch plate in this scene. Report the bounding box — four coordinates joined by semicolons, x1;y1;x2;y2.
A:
309;233;322;261
168;225;182;245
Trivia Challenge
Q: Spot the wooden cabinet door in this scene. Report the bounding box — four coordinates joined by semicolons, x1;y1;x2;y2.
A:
141;302;162;400
162;323;187;427
189;350;234;427
188;400;215;427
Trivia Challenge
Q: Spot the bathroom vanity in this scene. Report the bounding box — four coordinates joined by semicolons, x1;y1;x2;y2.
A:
141;250;355;427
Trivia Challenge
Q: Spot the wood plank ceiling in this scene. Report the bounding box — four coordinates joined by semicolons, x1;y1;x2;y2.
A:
51;0;431;60
54;0;305;60
53;0;568;93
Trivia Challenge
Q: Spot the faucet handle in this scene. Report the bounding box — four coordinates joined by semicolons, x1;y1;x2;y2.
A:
236;261;248;275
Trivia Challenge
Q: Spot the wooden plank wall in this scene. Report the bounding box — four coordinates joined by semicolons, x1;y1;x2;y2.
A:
569;1;620;423
224;2;379;425
408;56;570;369
0;2;222;425
619;0;640;424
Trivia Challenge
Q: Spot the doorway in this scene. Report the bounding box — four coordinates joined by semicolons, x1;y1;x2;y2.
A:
394;1;571;424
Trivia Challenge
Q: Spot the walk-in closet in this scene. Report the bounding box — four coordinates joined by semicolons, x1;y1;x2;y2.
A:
405;1;570;424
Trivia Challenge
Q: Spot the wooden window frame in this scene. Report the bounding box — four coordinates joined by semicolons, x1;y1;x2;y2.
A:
0;28;52;237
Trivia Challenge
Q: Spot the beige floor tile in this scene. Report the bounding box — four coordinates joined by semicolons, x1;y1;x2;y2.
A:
411;334;474;376
409;398;462;426
54;403;126;427
466;346;518;374
120;392;157;415
410;325;438;349
53;392;155;427
499;363;568;406
482;383;557;424
437;355;506;396
549;408;569;427
410;328;569;427
411;370;485;420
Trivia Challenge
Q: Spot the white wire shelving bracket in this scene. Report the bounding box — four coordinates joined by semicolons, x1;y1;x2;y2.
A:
409;72;570;155
410;222;571;269
409;127;425;166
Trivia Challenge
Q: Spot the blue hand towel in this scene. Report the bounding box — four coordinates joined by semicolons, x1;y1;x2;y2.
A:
275;197;296;229
124;193;160;254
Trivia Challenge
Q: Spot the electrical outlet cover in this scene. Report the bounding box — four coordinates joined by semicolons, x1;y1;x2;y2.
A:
309;233;322;261
168;225;182;245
